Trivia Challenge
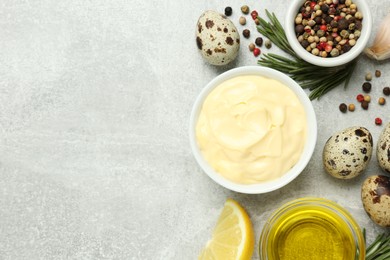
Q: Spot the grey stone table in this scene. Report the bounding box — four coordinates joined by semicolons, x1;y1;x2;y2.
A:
0;1;389;259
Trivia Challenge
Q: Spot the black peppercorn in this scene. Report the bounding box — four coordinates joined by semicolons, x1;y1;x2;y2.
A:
339;103;348;113
361;101;369;110
301;40;309;48
314;16;322;24
295;24;304;34
330;20;338;28
242;29;250;38
348;16;356;23
383;87;390;96
328;7;337;15
355;21;362;30
337;18;348;30
321;4;329;13
324;16;333;24
255;37;263;47
342;44;352;53
224;6;233;16
362;82;372;93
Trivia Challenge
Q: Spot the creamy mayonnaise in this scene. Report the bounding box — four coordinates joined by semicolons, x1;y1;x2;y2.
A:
196;75;307;184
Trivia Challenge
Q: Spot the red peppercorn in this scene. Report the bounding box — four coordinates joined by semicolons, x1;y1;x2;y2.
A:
253;48;261;57
251;10;258;20
325;44;332;52
318;42;327;51
320;25;327;31
356;94;364;103
375;118;382;126
334;15;343;21
310;1;316;9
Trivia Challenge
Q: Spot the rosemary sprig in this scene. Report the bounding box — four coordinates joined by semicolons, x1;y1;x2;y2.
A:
257;10;357;100
364;232;390;260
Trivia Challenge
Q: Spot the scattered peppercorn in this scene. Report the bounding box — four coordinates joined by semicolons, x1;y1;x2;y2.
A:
375;117;383;126
224;6;233;16
339;103;348;113
239;16;246;25
265;39;272;49
362;82;371;93
365;72;372;81
356;94;364;103
254;18;260;25
251;10;258;20
243;29;250;38
253;48;261;57
348;104;355;112
255;37;263;47
361;100;369;110
383;87;390;96
248;43;255;52
378;97;386;105
241;5;249;14
364;95;371;102
375;70;381;77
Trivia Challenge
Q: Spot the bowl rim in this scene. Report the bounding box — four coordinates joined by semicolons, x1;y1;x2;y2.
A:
189;66;317;194
259;197;366;259
285;0;372;67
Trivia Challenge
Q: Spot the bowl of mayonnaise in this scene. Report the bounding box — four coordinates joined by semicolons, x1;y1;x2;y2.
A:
189;66;317;194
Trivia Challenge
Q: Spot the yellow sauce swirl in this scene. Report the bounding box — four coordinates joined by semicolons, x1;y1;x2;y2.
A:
196;75;307;184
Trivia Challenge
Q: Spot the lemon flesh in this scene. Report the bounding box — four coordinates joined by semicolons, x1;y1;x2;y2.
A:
199;199;254;260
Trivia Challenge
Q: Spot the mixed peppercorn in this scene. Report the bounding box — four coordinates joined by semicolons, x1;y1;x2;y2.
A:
339;70;388;126
294;0;363;58
223;5;272;58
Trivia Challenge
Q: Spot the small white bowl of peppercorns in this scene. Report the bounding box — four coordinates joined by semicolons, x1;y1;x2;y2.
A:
285;0;372;67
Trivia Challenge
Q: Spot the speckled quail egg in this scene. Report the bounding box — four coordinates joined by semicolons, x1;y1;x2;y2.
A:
361;175;390;227
377;122;390;173
323;126;373;179
196;10;240;65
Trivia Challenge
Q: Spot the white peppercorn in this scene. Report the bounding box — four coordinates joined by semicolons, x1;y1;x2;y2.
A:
330;48;340;57
355;11;363;19
339;39;347;45
365;72;372;81
264;39;272;49
239;16;246;25
295;16;302;24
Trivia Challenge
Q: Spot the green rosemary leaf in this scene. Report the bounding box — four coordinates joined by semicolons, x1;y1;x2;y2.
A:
256;10;357;100
364;233;390;260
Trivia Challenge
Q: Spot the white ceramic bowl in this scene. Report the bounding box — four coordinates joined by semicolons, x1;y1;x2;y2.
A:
285;0;372;67
189;66;317;194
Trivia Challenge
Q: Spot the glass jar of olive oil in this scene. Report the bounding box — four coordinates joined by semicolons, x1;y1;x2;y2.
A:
259;198;365;260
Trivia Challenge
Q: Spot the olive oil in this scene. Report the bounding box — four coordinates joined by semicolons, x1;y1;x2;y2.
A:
260;199;365;260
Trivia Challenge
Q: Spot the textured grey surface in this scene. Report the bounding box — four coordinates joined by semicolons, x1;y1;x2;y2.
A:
0;1;389;259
